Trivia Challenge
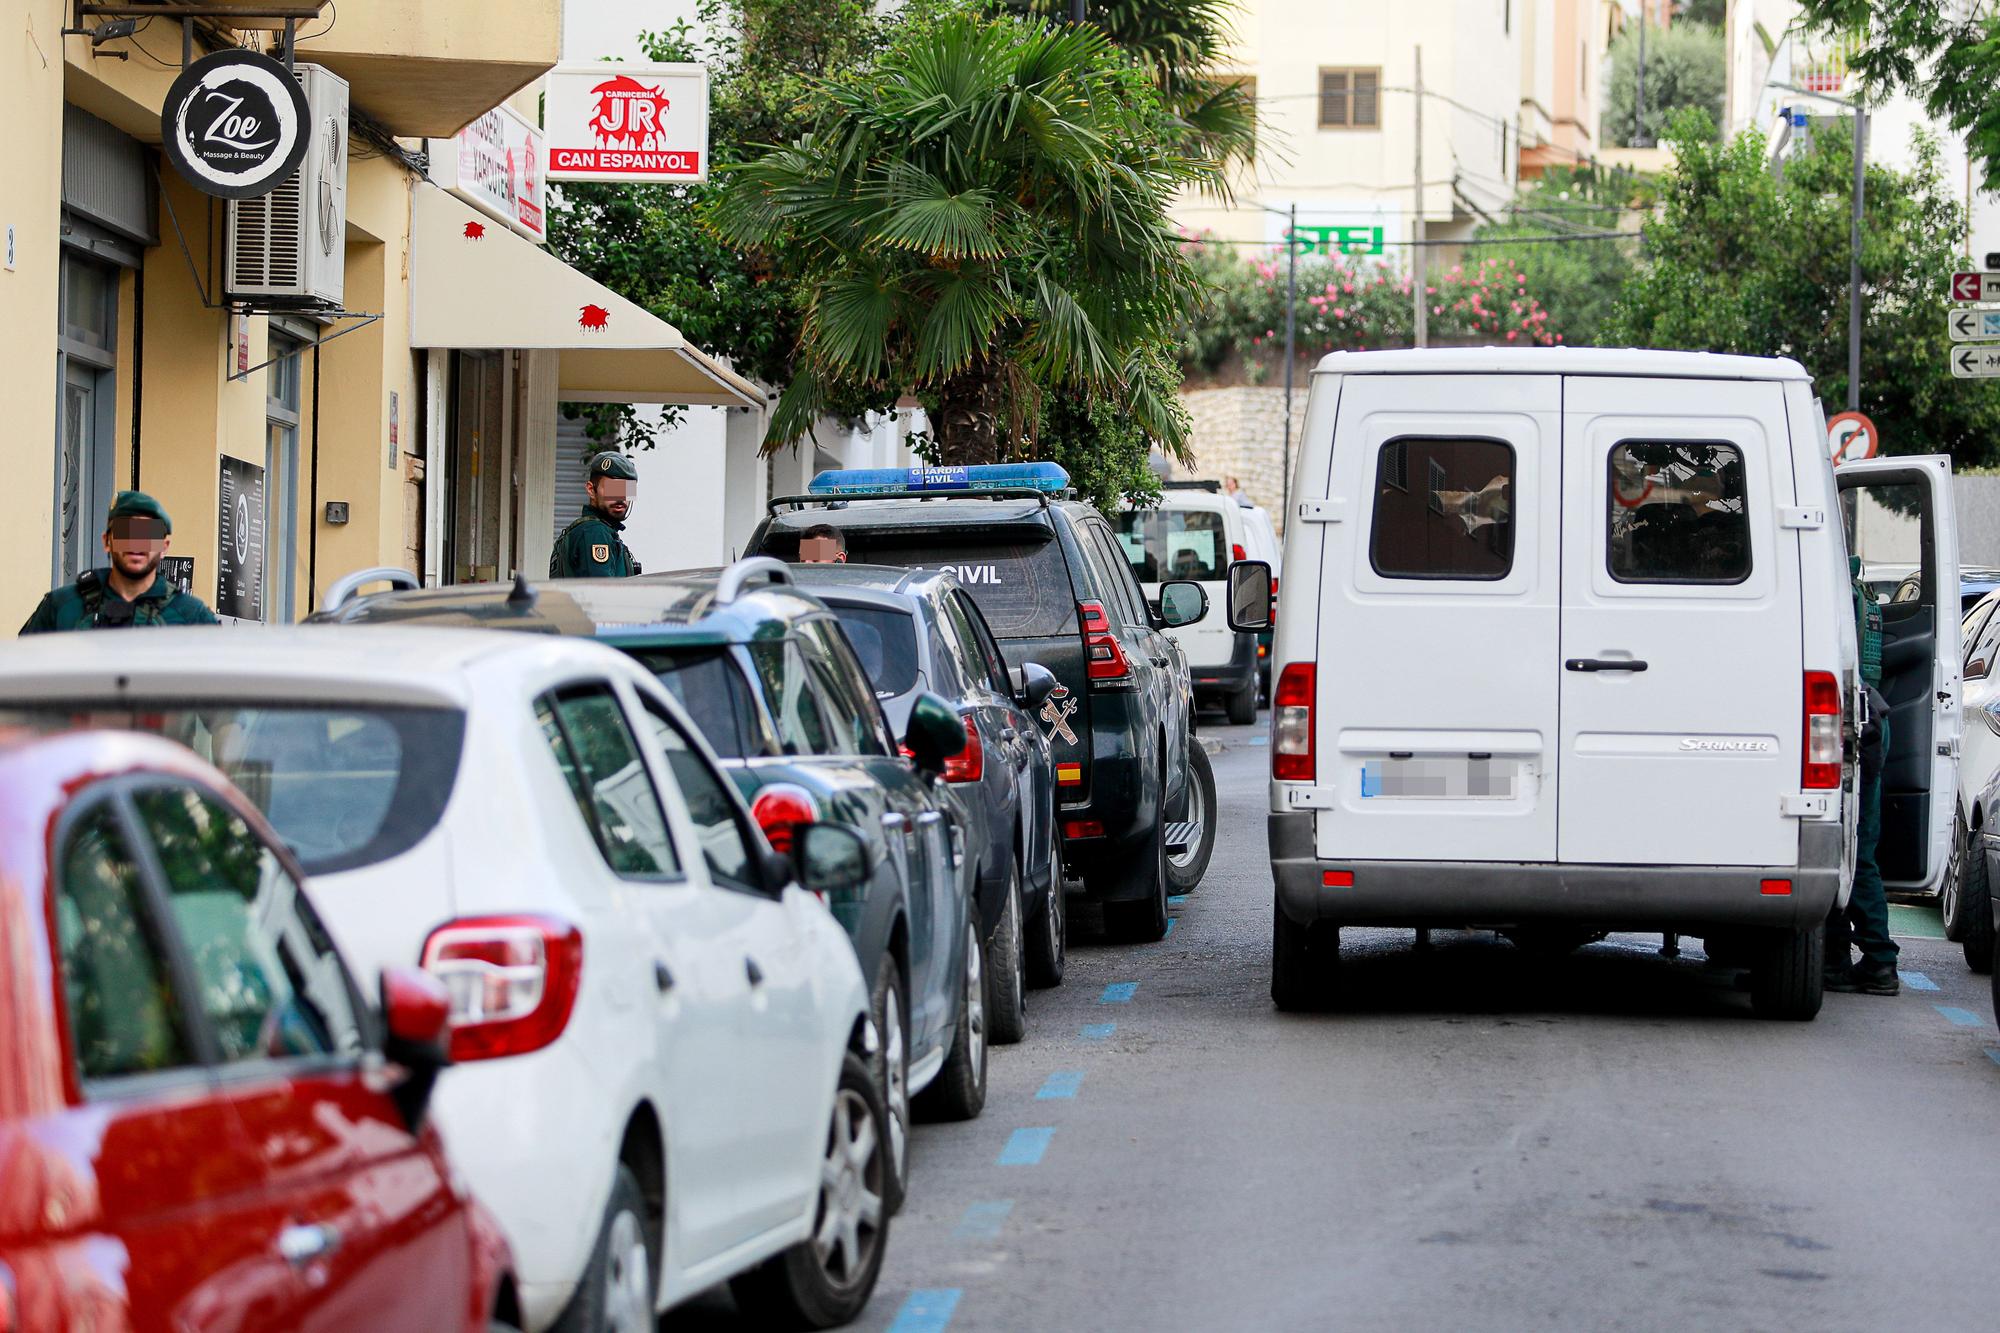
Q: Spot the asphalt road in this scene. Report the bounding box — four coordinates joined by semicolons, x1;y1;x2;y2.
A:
847;718;2000;1333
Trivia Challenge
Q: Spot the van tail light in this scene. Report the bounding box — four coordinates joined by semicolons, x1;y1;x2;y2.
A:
943;713;984;783
751;783;819;855
1079;600;1131;685
1232;543;1247;563
1273;663;1316;782
1803;671;1842;789
420;916;583;1063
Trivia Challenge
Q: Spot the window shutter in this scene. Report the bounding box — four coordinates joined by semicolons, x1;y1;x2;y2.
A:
1353;70;1380;127
1319;69;1350;127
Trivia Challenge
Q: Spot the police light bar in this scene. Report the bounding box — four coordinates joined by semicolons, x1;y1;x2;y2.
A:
808;462;1071;495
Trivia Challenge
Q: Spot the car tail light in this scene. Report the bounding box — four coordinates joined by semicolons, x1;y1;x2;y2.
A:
751;783;819;855
1232;543;1247;563
1079;600;1131;685
1065;819;1105;839
1273;663;1316;782
420;916;583;1063
1760;879;1793;896
1322;870;1353;888
942;713;983;783
1803;671;1841;789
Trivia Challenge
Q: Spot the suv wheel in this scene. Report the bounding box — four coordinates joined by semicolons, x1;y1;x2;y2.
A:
1943;808;1969;941
1026;840;1067;988
870;959;911;1213
1166;742;1216;894
1225;676;1257;726
988;859;1028;1045
1961;830;1996;975
915;922;988;1121
1272;901;1341;1011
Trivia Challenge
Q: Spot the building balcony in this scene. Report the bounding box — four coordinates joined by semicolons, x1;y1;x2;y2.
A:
292;0;560;136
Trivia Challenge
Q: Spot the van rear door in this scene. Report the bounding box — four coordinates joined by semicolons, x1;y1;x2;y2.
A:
1311;373;1560;862
1557;377;1801;866
1837;455;1962;890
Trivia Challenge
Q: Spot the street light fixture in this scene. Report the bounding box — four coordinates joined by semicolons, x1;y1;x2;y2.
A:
1772;81;1867;414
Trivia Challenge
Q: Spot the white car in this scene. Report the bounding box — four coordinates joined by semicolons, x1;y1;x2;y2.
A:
1114;482;1263;723
0;627;891;1332
1948;589;2000;967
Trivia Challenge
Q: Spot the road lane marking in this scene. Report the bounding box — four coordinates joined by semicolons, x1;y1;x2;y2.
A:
1987;1049;2000;1069
1934;1005;1984;1027
1080;1023;1115;1039
887;1288;962;1333
1037;1070;1084;1100
953;1201;1014;1241
1165;917;1176;938
998;1127;1055;1166
1100;982;1138;1003
1899;970;1940;992
1168;895;1189;906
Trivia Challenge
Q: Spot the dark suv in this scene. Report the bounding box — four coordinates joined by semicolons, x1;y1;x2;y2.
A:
746;465;1218;940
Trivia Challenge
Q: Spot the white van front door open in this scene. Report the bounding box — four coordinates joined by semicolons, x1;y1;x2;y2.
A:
1837;455;1962;891
1557;378;1802;867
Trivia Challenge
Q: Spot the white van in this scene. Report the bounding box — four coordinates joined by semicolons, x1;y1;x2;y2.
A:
1115;482;1262;723
1227;348;1960;1020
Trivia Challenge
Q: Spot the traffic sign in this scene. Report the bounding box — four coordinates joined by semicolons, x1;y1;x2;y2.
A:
1950;271;2000;302
1827;411;1879;464
1950;309;2000;341
1950;345;2000;378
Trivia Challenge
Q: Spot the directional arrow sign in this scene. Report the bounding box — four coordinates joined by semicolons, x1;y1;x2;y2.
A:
1951;345;2000;378
1950;271;2000;302
1949;308;2000;341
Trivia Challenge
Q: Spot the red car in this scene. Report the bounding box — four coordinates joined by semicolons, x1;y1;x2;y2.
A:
0;728;519;1333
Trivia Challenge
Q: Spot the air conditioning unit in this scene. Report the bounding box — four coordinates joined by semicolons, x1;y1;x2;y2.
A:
226;62;348;308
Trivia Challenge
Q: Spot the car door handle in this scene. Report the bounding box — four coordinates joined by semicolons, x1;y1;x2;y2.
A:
1565;658;1649;673
917;810;943;826
882;812;908;831
278;1223;340;1268
745;956;765;987
654;960;675;993
1150;657;1169;667
1001;727;1018;741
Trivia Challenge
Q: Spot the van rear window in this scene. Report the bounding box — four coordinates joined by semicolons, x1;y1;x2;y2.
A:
1113;509;1228;584
1607;442;1750;584
1370;438;1515;580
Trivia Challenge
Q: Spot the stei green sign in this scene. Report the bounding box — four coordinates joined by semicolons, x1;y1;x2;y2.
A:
1287;224;1383;257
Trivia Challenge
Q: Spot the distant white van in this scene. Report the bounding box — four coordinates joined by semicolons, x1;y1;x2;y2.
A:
1227;347;1961;1020
1115;482;1262;723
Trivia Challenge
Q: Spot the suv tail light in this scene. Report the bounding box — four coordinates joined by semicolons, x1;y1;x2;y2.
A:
1803;671;1842;789
943;713;984;783
751;783;819;855
1273;663;1316;782
420;916;583;1063
1079;600;1131;685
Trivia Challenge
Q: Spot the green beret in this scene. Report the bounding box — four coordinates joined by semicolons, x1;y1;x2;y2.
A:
590;453;639;482
108;490;171;534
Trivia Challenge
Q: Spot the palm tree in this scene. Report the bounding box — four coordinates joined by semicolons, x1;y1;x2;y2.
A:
704;11;1205;465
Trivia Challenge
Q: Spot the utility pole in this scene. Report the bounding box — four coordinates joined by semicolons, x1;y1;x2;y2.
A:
1282;202;1299;519
1071;0;1085;23
1413;45;1427;348
1848;104;1865;411
1635;2;1648;147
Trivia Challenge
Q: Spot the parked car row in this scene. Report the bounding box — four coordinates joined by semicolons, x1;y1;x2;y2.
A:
0;462;1218;1331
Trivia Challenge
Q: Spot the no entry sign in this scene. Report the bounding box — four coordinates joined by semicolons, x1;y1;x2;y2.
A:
544;63;709;183
1828;410;1879;465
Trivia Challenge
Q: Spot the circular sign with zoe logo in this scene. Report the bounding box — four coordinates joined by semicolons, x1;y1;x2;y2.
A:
161;50;310;199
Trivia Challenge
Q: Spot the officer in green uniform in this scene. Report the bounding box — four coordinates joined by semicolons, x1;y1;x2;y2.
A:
550;452;642;578
19;491;219;634
1828;555;1897;994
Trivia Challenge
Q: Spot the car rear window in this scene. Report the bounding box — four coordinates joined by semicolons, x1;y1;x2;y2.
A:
1370;437;1515;581
628;647;767;759
0;703;464;876
833;535;1078;638
1607;441;1750;584
1113;509;1228;583
823;604;920;697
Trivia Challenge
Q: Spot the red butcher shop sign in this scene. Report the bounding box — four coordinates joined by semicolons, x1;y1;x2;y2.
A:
545;62;711;184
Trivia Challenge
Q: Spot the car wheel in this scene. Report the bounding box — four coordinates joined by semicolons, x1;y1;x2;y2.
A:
1942;808;1969;941
1026;840;1067;989
1226;676;1257;726
870;959;912;1214
915;921;988;1122
987;859;1028;1045
1961;830;1995;974
1750;922;1825;1021
551;1164;654;1333
1101;756;1172;944
1165;742;1217;894
1271;900;1340;1011
730;1052;890;1329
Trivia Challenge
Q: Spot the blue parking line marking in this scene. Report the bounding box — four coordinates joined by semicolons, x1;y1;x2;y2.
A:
1935;1005;1983;1027
954;1200;1014;1241
887;1288;962;1333
1900;970;1940;992
1248;735;1269;745
1037;1070;1084;1100
998;1127;1055;1166
1987;1049;2000;1069
1100;982;1138;1004
1165;917;1177;937
1167;895;1189;906
1080;1022;1116;1039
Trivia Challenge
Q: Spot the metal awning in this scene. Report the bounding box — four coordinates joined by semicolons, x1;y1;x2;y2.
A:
409;185;763;408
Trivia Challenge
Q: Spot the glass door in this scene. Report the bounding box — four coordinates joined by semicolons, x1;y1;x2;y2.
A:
266;336;303;623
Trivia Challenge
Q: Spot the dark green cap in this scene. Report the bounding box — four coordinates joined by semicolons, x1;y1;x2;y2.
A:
108;490;171;534
590;452;639;482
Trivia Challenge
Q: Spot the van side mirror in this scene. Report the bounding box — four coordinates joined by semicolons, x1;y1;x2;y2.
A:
903;692;967;774
1226;560;1273;632
1011;661;1059;709
1158;582;1208;629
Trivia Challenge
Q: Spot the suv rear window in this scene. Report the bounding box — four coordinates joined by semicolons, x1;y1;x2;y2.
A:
0;703;464;875
629;647;768;759
1607;441;1750;584
1113;509;1228;583
821;604;920;697
832;535;1078;638
1371;437;1515;581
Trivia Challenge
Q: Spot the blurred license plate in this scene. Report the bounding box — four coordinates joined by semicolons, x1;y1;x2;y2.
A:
1361;758;1516;800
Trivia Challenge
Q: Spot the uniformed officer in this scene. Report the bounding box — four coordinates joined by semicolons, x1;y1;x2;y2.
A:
19;491;219;634
550;452;642;578
1828;555;1898;995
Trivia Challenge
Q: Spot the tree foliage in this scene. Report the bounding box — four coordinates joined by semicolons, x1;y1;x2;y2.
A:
1799;1;2000;190
1615;110;2000;462
1604;20;1725;148
1473;166;1650;347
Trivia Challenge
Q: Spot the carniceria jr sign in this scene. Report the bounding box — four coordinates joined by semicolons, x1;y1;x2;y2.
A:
543;63;710;183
